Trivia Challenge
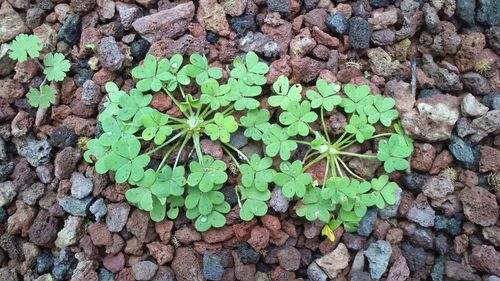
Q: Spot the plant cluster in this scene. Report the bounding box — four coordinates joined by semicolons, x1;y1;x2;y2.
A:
85;51;414;235
8;34;71;108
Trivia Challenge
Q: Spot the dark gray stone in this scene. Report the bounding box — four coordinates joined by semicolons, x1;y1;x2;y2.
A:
447;134;477;169
456;0;476;26
35;252;54;275
58;196;92;217
348;17;372;49
325;14;347;35
357;208;377;237
267;0;291;15
49;126;77;149
203;252;224;281
238;242;260;264
401;243;427;272
130;39;151;60
52;247;76;281
231;15;256;36
58;14;82;45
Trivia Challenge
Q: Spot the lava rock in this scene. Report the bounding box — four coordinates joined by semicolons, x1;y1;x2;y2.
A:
456;0;476;26
231;15;256;36
58;196;92;217
476;0;500;26
132;261;158;281
52;248;77;280
401;243;427;272
348;17;372;49
49;126;77;149
482;92;500;109
58;14;81;45
434;215;462;236
13;135;52;167
89;198;107;222
267;0;291;15
203;252;224;281
70;172;93;199
357;208;377;237
97;37;125;71
325;14;347;35
365;240;392;280
447;134;477;169
81;80;102;106
459;186;499;226
307;262;328;281
370;0;393;8
238;242;260;264
35;252;54;275
130;39;150;60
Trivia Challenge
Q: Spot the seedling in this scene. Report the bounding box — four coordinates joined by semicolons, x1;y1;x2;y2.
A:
85;52;276;231
8;34;70;108
265;77;413;233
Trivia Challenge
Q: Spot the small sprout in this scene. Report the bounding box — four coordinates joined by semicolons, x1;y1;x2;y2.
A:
43;53;71;82
27;85;57;108
9;34;43;62
85;44;96;51
488;172;500;191
77;137;90;151
363;71;371;78
473;59;495;77
439;167;458;182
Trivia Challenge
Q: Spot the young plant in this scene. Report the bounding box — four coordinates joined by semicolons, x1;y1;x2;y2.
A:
264;76;413;234
85;51;276;231
8;34;70;108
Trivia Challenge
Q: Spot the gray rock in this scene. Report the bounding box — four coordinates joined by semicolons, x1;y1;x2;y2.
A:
461;93;489;117
70;172;93;199
0;162;15;182
431;257;445;281
482;92;500;110
421;176;454;200
229;130;249;149
26;7;45;30
307;262;328;281
231;15;256;36
35;252;54;275
0;137;6;161
57;14;81;45
456;118;477;138
456;0;476;26
447;134;477;168
203;252;224;281
0;2;28;44
401;243;427;271
462;73;491;95
106;203;130;232
58;196;92;217
486;26;500;52
422;3;441;33
36;165;54;184
349;17;372;49
97;36;124;71
130;39;150;60
81;80;102;105
379;188;401;219
267;0;291;15
357;208;377;237
365;240;392;280
116;2;142;30
52;247;76;280
239;32;280;58
269;187;290;213
132;261;158;281
325;14;347;35
470;109;500;142
371;29;395;46
0;181;17;207
406;194;435;227
99;268;115;281
351;272;372;281
89;198;107;222
21;183;45;206
435;234;450;255
476;0;500;26
0;267;18;281
421;55;462;92
13;135;52;167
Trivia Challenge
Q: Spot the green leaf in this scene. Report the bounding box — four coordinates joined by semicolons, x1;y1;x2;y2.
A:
269;76;302;110
345;114;375;143
43;53;71;82
279;101;318;136
240;109;271;141
156;165;186;198
125;186;154;211
230;51;269;86
274;160;312;198
187;155;227;192
240;155;275;191
306;79;342;111
340;84;374;115
239;184;271;221
116;89;153;124
105;134;150;183
296;186;333;222
377;134;413;173
364;95;398;127
200;78;231;110
140;109;172;145
182;54;223;85
27;85;56;108
99;117;122;146
205;113;238;143
262;124;297;160
225;78;261;111
9;34;42;62
132;54;174;92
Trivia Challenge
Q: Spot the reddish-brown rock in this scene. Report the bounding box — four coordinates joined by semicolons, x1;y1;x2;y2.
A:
469;245;500;276
171;247;204;281
146;242;174;265
479;146;500;172
459;186;499;226
202;226;234;244
103;252;125;273
88;222;112;246
247;226;270;251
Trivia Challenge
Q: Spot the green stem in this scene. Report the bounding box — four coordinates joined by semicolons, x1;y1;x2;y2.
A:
337;140;356;151
146;130;186;155
179;86;194;116
321;107;331;143
162;86;189;118
336;151;378;159
364;133;396;141
235;185;243;208
221;145;241;169
333;157;344;178
173;133;191;169
222;142;249;163
321;156;330;189
335;133;355;148
221;105;235;116
192;132;204;162
330;158;337;178
303;150;320;164
200;106;212;119
295;140;311;145
156;142;180;173
168;116;185;123
303;155;326;172
337;157;364;181
332;131;348;146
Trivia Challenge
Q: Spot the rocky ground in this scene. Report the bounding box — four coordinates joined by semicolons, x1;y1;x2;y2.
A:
0;0;499;280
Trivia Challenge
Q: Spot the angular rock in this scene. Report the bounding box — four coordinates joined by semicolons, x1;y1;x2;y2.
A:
315;243;349;279
97;36;124;71
365;240;392;280
171;247;204;281
203;252;224;281
29;210;59;248
406;194;435;227
58;196;92;217
132;261;158;281
461;93;489;117
55;216;84;248
422;176;454;200
459;186;498;226
197;0;231;36
0;2;28;44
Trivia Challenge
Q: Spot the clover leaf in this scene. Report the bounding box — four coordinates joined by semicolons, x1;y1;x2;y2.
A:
230;51;269;86
200;78;231;110
240;155;275;191
156;165;186;198
225;78;261;110
100;82;127;120
306;79;342;111
27;85;56;108
205;113;238;143
126;169;163;211
268;76;302;110
377;134;413;173
104;134;150;183
99;117;123;146
43;53;71;82
117;89;153;125
187;155;228;192
84;139;111;174
165;54;191;92
340;84;374;114
345;114;375;143
140;109;173;145
296;186;333;222
274;160;312;198
132;54;174;92
165;196;185;220
240;109;271;141
262;124;297;160
9;34;42;62
364;95;398;127
239;184;271;221
185;186;230;231
279;101;318;136
182;53;223;85
360;175;398;209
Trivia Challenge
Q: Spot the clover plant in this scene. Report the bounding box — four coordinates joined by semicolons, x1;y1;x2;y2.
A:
8;34;71;108
265;77;413;234
85;51;276;231
84;50;413;234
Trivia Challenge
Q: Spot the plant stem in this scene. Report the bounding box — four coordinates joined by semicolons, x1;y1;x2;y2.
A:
162;86;189;118
337;158;364;181
156;142;180;173
333;157;344;178
173;133;191;169
221;145;241;169
200;106;212;119
222;142;249;162
179;86;194;115
322;156;330;189
321;107;331;143
303;150;320;164
192;132;204;162
364;133;396;141
234;185;243;208
295;140;311;145
146;130;186;155
335;133;355;148
303;154;326;172
221;105;235;116
336;151;378;159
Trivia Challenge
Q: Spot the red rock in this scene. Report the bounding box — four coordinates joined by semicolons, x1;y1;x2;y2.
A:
233;219;258;240
277;246;301;271
384;80;415;114
290;57;325;83
197;0;231;36
430;150;453;174
312;26;340;48
454;234;468;254
193;241;222;254
28;209;59;248
126;209;156;242
411;143;436;172
202;226;234;244
304;9;327;30
78;27;101;58
386;228;403;244
373;219;390;240
336;68;363;84
319;227;344;254
387;255;410;281
150;93;173;112
171;247;204;281
266;56;292;84
80;235;99;260
232;250;256;281
261;215;281;239
62;115;96;136
124;237;143;256
459;186;499;226
281;220;297;238
103;252;125;273
174;225;202;245
148;35;210;60
270;230;289;246
0;79;24;103
455;33;486;72
11;111;33;137
201;140;224;160
247;226;270;251
0;99;16;122
117;267;134;281
106;234;125;256
469;245;500;276
262;14;293;56
146;242;174;265
92;69;116;88
14;59;40;83
479;146;500;172
88;222;112;246
305;159;327;186
154;220;173;243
